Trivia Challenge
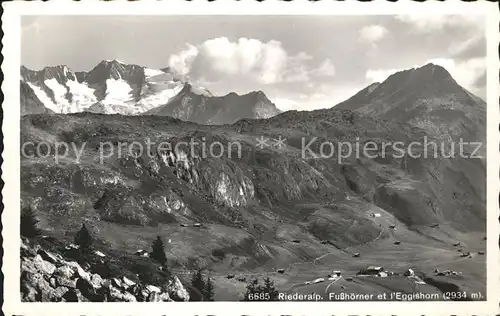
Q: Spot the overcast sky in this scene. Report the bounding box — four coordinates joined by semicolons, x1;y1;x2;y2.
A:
21;15;486;111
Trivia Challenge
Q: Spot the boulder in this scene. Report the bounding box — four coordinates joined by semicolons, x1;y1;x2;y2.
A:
159;292;172;302
21;242;38;258
122;276;136;288
54;265;75;279
33;255;56;275
21;238;29;251
76;278;105;302
66;261;91;281
76;289;91;302
94;284;112;302
146;284;162;294
22;270;70;302
121;291;137;302
76;278;95;298
23;271;50;293
100;278;112;289
62;288;79;302
147;291;161;302
112;277;122;288
21;282;38;302
108;286;122;302
37;249;60;264
55;275;76;288
50;286;69;301
21;258;37;274
94;250;106;257
109;286;137;302
90;273;104;289
49;277;57;288
127;283;147;302
65;244;80;250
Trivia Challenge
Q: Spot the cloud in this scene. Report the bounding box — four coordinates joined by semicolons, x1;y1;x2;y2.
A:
168;37;336;86
359;25;388;43
448;34;485;61
473;72;486;87
394;15;482;33
282;52;314;83
313;58;336;77
169;37;317;85
365;68;398;83
168;44;198;77
273;98;301;111
273;83;360;111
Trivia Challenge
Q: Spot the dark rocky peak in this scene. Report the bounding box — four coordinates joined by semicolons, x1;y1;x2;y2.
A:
334;62;477;117
415;63;454;80
351;63;468;113
225;92;239;97
246;90;270;101
74;71;88;83
21;65;75;84
178;82;194;94
175;82;213;98
172;83;197;98
21;65;37;82
223;90;272;104
381;63;456;92
86;59;145;84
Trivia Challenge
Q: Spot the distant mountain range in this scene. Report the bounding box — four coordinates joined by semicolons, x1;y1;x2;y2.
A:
20;60;281;124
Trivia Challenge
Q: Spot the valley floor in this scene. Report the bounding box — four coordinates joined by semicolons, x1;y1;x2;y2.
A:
208;229;486;301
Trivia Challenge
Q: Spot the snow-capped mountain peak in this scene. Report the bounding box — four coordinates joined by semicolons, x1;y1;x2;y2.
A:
21;61;181;114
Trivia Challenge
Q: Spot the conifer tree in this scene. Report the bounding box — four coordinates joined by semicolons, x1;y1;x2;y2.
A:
243;278;262;301
190;269;205;300
21;206;41;238
203;276;215;301
150;235;168;266
74;223;93;253
263;276;279;301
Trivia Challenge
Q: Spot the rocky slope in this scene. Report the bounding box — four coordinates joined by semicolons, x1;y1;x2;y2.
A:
21;236;189;302
21;81;55;115
20;60;281;124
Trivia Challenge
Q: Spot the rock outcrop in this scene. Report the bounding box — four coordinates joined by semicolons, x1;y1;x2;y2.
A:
20;238;189;302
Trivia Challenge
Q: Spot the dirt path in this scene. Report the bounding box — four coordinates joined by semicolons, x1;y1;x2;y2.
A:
324;276;343;294
343;227;389;252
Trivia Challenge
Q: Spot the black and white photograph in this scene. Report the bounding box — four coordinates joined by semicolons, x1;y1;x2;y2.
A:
2;1;499;315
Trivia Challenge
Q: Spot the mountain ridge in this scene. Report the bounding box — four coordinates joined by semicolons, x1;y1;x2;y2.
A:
20;60;281;124
146;83;281;125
